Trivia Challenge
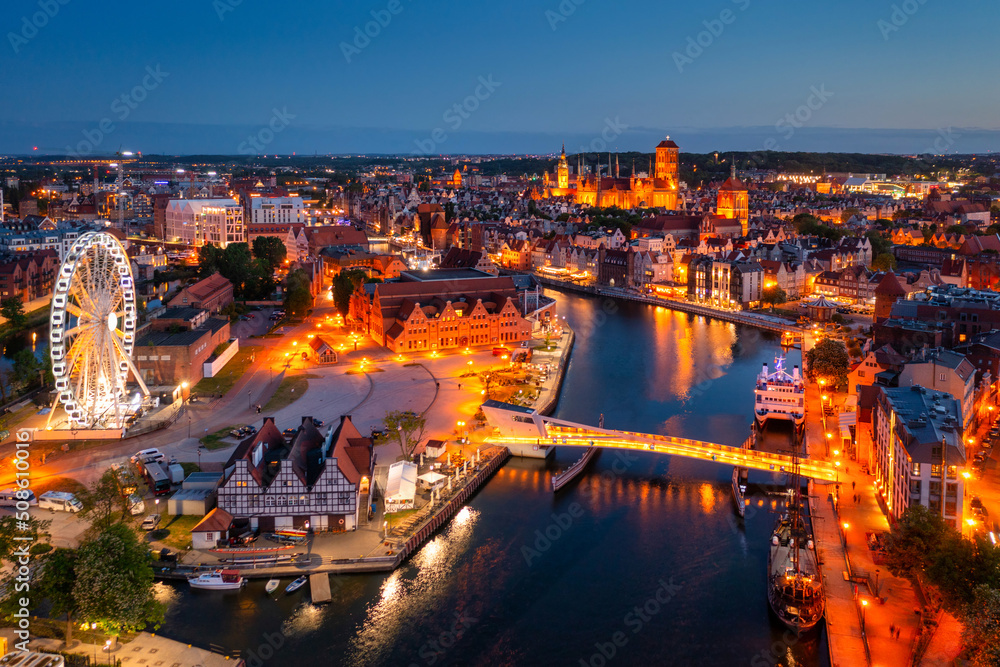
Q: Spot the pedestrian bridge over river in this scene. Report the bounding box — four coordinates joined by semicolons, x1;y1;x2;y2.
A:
480;400;839;482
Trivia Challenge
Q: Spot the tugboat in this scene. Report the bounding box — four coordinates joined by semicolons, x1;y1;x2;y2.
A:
754;355;805;432
767;459;824;633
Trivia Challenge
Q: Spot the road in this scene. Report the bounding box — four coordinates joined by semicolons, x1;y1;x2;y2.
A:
3;301;516;488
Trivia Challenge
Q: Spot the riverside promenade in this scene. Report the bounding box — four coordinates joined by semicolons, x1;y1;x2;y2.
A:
803;339;960;666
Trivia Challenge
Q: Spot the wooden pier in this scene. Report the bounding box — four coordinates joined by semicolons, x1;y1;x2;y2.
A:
309;573;332;603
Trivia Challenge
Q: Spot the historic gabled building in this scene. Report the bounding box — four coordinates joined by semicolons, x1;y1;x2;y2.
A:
217;416;374;533
351;269;542;352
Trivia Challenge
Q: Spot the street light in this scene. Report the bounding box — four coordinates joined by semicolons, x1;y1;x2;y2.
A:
248;390;252;410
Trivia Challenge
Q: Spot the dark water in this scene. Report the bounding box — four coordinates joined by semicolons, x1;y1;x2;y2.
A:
155;290;828;667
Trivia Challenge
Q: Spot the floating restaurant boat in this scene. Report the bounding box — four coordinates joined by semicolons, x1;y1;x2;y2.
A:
188;569;246;591
209;544;295;555
754;355;805;430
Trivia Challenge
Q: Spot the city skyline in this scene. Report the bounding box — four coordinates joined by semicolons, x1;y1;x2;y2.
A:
1;0;998;155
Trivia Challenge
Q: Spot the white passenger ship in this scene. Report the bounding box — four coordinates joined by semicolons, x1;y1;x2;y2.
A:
754;355;805;430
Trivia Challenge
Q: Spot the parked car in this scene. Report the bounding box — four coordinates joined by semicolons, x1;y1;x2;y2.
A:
283;427;300;440
370;428;388;440
239;315;251;321
141;514;161;530
311;418;324;428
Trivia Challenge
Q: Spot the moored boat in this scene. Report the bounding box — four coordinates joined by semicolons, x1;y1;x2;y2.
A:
285;576;307;594
188;569;246;591
265;578;280;595
754;355;805;430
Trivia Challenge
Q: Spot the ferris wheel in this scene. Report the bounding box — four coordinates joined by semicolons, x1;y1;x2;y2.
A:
49;231;148;427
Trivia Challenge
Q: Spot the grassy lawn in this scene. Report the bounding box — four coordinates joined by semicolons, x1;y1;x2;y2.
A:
200;427;233;451
263;373;317;412
385;508;419;522
149;510;202;550
193;344;261;395
179;462;201;476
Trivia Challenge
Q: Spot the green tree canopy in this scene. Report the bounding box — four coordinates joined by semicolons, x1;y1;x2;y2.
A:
252;236;287;271
36;548;79;645
865;230;892;257
79;469;130;534
74;523;164;636
871;253;898;272
0;297;27;330
382;410;427;461
964;585;1000;667
804;338;849;386
761;285;787;311
284;268;313;317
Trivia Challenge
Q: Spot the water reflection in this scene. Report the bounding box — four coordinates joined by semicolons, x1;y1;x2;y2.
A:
346;508;481;666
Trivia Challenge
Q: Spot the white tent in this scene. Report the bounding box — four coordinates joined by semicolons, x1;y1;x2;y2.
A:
417;471;447;490
385;461;417;513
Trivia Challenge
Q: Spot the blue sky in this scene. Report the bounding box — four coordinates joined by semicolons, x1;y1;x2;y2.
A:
1;0;997;155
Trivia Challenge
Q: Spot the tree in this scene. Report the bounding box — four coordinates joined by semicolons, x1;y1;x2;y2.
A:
946;224;968;236
964;585;1000;667
36;548;78;646
871;253;897;272
74;523;164;636
761;286;787;311
10;349;41;389
804;338;849;386
0;297;27;330
332;269;367;317
885;503;940;568
382;410;427;461
252;236;287;272
840;207;861;224
79;469;129;533
284;269;313;317
865;230;892;257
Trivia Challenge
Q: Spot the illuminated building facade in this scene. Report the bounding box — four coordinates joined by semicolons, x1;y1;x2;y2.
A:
716;167;749;236
546;139;679;210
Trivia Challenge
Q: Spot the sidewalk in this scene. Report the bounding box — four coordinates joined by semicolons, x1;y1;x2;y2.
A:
808;379;961;666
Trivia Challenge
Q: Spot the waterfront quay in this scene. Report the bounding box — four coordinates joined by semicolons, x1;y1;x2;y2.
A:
528;273;801;335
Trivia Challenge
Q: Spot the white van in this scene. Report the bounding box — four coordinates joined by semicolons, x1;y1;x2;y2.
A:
130;448;164;465
0;487;36;507
38;491;83;513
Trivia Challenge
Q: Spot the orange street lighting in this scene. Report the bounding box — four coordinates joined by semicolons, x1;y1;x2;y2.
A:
834;461;841;467
822;395;828;401
467;360;473;366
963;471;972;479
833;449;840;456
861;599;868;607
843;522;849;530
826;432;832;439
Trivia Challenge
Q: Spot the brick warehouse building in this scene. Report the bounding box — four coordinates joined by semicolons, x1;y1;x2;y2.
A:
134;316;230;386
350;268;546;352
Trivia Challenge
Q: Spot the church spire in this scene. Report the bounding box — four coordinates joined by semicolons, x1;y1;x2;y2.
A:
616;154;620;179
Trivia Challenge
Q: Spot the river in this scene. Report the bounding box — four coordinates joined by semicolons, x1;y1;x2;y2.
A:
155;289;828;667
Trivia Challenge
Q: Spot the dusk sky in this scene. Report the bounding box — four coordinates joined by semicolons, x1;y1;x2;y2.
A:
1;0;998;155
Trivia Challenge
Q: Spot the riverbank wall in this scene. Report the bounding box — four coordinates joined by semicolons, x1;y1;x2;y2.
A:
528;274;799;335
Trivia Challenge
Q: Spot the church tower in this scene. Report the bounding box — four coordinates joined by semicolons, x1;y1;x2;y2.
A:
557;144;569;190
655;138;679;188
717;164;749;236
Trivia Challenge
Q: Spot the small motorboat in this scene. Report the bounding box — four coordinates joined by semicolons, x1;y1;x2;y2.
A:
188;569;246;591
265;579;280;595
285;576;307;594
